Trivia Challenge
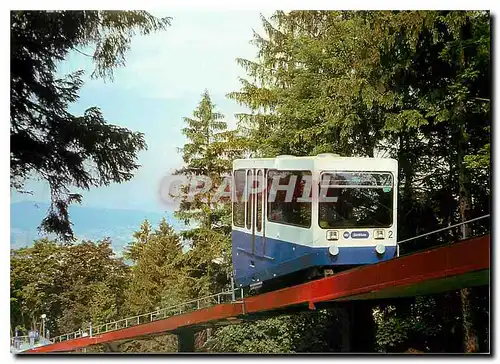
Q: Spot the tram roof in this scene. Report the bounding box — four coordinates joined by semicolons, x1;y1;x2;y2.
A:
233;155;397;171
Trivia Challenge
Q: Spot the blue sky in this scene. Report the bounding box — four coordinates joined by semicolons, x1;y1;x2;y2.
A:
11;10;270;212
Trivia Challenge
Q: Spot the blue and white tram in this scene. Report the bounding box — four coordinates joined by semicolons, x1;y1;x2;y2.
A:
231;153;398;289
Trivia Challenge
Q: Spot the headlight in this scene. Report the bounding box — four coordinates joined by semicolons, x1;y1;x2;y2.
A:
375;244;386;255
374;229;385;239
326;230;339;241
329;245;339;256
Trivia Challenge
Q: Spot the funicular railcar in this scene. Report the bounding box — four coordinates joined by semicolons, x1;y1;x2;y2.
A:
231;154;398;290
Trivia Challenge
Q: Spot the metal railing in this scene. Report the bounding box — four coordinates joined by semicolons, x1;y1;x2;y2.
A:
396;214;490;256
397;214;490;245
50;328;89;343
50;287;245;344
10;335;28;347
10;335;52;353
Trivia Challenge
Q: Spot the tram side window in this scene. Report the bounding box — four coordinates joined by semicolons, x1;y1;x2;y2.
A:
267;170;312;228
246;170;253;229
233;169;245;227
256;170;263;232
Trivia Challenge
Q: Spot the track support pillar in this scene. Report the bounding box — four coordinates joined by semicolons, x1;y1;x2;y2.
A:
337;305;351;352
177;329;195;352
349;300;375;353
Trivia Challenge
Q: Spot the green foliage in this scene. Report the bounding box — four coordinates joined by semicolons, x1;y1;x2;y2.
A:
207;317;297;353
118;334;178;353
174;90;244;298
10;11;170;241
10;239;64;332
10;238;129;336
123;220;153;262
123;218;187;314
373;294;479;353
207;309;349;353
465;135;490;172
118;219;187;352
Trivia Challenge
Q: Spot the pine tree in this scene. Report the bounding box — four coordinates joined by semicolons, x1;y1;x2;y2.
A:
123;220;153;263
123;218;185;315
175;90;243;297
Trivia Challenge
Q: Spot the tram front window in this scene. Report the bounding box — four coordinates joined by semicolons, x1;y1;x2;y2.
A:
318;171;394;229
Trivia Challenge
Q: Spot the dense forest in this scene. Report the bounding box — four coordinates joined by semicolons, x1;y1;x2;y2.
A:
10;10;490;353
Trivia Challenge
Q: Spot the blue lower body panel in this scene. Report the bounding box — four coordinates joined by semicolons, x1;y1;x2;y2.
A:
231;230;396;287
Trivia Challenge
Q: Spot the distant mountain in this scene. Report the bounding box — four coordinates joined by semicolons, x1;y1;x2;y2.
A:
10;201;185;256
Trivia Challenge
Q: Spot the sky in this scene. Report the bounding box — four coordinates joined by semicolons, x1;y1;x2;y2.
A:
11;10;271;212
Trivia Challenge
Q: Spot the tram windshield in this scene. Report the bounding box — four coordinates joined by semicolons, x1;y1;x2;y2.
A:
318;171;394;229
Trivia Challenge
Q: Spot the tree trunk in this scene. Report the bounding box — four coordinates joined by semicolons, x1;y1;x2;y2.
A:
456;124;478;353
457;136;472;239
460;288;478;353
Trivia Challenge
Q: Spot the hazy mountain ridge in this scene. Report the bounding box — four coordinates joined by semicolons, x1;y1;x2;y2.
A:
10;201;184;255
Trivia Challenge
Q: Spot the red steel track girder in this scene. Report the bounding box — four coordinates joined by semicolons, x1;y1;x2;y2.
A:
241;235;489;312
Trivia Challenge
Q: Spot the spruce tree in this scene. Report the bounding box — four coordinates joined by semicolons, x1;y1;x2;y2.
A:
175;90;243;297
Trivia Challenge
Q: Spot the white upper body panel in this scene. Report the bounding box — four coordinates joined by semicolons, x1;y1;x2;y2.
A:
232;154;398;248
233;154;397;173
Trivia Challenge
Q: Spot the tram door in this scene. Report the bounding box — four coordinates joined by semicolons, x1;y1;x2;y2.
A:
246;168;266;257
